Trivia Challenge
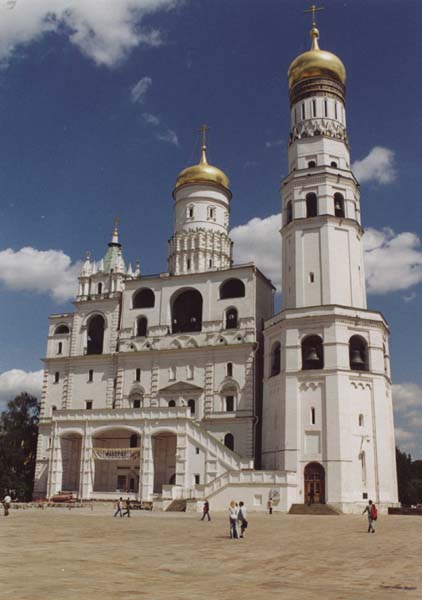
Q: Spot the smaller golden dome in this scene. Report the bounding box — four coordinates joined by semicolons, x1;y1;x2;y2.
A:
175;144;230;191
288;27;346;90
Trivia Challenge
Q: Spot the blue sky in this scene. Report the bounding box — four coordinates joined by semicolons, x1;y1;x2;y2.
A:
0;0;420;455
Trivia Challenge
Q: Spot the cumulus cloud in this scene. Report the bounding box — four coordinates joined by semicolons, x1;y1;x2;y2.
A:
231;216;422;296
231;214;281;289
0;247;81;302
131;77;152;104
352;146;397;184
156;128;179;146
142;112;160;126
363;228;422;294
393;383;422;457
0;0;178;68
0;369;43;410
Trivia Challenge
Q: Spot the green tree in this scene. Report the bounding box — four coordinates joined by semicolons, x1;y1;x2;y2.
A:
0;393;39;501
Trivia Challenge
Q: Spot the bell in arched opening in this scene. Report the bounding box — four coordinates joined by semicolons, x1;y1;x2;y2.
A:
350;348;365;367
305;346;320;363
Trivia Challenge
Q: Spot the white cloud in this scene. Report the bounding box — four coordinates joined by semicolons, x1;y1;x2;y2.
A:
231;214;281;289
402;292;417;303
131;77;152;104
265;139;283;149
0;369;43;410
393;383;422;414
142;112;160;126
156;128;179;146
352;146;397;184
0;0;179;68
363;228;422;294
231;216;422;295
0;247;81;302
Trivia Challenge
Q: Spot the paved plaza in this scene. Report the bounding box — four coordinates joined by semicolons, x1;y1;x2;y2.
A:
0;508;421;599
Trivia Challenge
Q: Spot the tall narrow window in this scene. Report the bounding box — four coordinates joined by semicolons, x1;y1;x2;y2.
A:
187;365;193;380
54;372;60;383
136;317;147;337
306;193;318;218
224;433;234;451
194;474;200;485
311;407;316;425
309;272;315;283
88;369;93;383
57;342;63;355
334;193;345;218
286;201;293;225
130;434;138;448
86;401;93;410
225;308;238;329
312;99;316;117
187;258;191;270
169;366;176;381
227;362;233;377
97;282;103;295
301;103;305;120
135;368;141;382
187;399;195;415
335;102;338;119
226;396;234;412
360;451;367;484
324;99;328;117
271;342;281;376
359;414;364;427
188;206;194;218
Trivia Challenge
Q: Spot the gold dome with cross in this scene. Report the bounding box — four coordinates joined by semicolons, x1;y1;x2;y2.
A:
175;125;230;192
288;4;346;90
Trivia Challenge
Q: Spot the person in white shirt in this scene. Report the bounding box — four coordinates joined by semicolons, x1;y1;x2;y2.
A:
3;494;11;516
228;501;239;539
238;501;248;538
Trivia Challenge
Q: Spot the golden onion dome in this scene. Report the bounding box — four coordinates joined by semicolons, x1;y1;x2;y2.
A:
288;26;346;90
175;144;230;191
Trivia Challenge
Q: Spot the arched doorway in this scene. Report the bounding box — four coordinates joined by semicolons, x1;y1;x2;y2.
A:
171;289;203;333
152;432;177;494
92;428;140;495
304;462;325;504
61;433;82;494
87;315;105;355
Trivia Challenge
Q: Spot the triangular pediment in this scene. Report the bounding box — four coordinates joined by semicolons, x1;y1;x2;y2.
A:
159;380;204;393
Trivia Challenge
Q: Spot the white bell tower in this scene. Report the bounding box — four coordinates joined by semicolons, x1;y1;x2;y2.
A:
262;9;398;512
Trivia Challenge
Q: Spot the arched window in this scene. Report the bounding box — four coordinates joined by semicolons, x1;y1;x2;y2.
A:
136;317;148;337
168;400;176;408
187;399;195;415
225;308;238;329
172;289;203;333
57;342;63;355
308;160;316;168
306;193;318;218
133;288;155;309
334;193;345;218
97;282;103;295
130;434;138;448
227;362;233;377
55;324;69;335
225;396;234;412
87;315;105;355
302;335;324;370
330;161;338;168
129;391;143;408
54;372;60;383
286;201;293;224
187;205;194;218
270;342;281;377
224;433;234;451
349;335;369;371
220;279;245;299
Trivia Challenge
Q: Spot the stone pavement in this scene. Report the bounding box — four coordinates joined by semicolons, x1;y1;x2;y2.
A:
0;508;421;599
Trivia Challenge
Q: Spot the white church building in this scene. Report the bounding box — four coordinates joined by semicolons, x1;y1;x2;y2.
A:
33;18;398;512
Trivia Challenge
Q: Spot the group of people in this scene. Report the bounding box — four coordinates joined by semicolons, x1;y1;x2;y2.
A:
113;497;131;517
201;499;248;539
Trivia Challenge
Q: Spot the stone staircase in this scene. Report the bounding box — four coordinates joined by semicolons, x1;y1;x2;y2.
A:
165;499;187;512
289;503;340;516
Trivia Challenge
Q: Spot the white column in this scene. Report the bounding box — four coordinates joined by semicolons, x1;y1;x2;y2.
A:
139;429;154;501
79;425;93;500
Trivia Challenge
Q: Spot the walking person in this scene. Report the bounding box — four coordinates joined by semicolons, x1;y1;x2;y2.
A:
267;497;273;515
3;493;11;517
113;497;123;518
122;497;131;517
228;500;239;539
308;487;315;505
201;500;211;521
238;501;248;538
363;499;377;533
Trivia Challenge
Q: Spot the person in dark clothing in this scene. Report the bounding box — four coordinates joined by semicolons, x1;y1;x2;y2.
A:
201;500;211;521
122;497;131;517
238;501;248;538
308;487;315;505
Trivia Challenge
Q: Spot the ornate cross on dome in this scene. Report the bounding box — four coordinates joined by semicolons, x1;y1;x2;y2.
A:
304;4;324;27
